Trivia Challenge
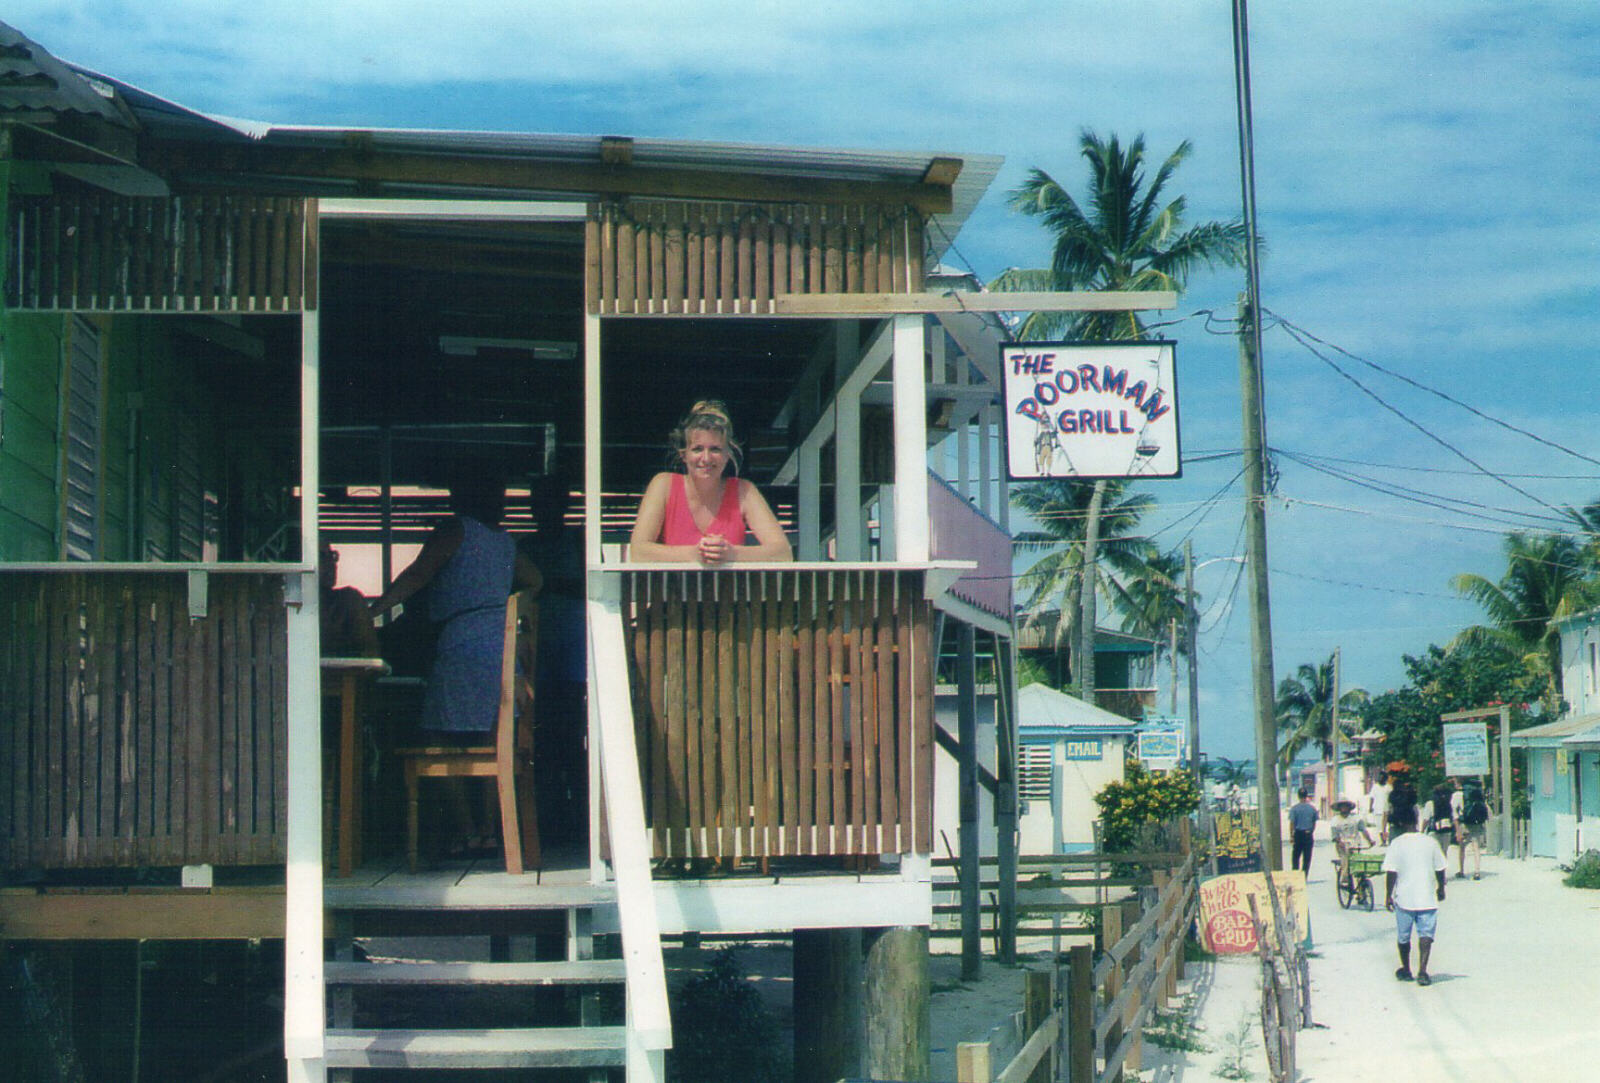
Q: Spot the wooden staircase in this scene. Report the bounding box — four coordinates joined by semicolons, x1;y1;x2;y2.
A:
324;881;628;1077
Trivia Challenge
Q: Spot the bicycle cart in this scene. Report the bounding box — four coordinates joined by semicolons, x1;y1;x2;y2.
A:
1335;847;1382;910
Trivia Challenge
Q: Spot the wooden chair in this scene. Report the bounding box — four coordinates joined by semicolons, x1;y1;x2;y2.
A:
398;592;541;874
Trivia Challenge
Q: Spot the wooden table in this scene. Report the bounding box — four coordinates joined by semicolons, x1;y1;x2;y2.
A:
322;657;390;878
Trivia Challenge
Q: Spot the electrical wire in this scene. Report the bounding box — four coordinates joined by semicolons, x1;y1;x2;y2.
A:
1275;319;1570;519
1269;311;1600;470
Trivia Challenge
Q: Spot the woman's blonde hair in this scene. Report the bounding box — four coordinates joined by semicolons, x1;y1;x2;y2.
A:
668;399;742;474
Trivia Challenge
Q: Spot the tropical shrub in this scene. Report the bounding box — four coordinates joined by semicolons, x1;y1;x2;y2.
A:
1564;850;1600;890
668;947;785;1083
1095;761;1200;852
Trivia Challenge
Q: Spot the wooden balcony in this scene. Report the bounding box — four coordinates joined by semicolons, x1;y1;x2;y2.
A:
0;568;288;870
617;565;936;860
1;563;942;875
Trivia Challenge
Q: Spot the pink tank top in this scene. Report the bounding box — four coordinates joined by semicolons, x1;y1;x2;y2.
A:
660;475;746;545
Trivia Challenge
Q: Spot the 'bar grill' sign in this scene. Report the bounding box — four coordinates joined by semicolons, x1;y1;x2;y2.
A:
1002;341;1181;480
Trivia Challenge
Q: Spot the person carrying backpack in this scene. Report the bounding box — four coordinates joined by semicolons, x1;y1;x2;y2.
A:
1424;781;1457;869
1457;779;1489;880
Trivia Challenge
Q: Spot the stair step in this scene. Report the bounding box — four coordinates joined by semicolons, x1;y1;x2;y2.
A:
326;883;617;912
324;1026;627;1069
326;959;626;986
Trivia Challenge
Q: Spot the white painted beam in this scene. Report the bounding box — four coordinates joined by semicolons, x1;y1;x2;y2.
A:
891;314;929;562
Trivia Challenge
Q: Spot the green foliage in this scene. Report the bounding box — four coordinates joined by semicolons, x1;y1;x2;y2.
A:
1275;654;1368;769
668;948;785;1083
1094;761;1199;852
1142;993;1209;1052
1563;850;1600;889
1362;638;1542;797
1451;530;1600;711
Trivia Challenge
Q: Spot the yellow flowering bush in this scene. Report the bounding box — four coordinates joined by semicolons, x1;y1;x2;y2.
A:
1094;761;1199;852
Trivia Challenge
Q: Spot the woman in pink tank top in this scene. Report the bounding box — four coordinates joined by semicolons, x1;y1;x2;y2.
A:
629;400;792;565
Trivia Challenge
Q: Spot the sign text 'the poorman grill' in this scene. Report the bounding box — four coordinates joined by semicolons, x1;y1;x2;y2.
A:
1000;341;1181;481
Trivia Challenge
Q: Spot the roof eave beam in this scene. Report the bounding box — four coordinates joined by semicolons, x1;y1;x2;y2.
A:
140;140;957;214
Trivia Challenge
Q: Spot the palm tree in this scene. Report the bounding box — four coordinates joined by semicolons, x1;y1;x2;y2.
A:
1013;478;1158;690
1208;756;1255;789
1275;655;1368;771
991;131;1249;341
1116;548;1188;653
1451;531;1600;706
998;131;1247;701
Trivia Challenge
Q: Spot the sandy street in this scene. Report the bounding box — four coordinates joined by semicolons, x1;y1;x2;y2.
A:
929;829;1600;1083
1159;834;1600;1082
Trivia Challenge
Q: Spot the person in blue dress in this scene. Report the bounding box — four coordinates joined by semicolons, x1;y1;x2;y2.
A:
371;471;541;736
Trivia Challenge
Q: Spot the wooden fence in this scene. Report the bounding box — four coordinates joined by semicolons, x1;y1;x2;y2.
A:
0;570;288;868
586;199;925;315
5;192;308;313
936;826;1199;1083
1249;871;1311;1083
619;566;934;859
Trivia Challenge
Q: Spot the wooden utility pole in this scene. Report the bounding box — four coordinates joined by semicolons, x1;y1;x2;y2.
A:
1237;298;1281;869
1329;647;1342;808
1185;540;1199;779
1233;0;1281;869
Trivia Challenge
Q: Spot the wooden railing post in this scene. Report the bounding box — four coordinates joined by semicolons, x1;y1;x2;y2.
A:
1024;968;1052;1083
1120;896;1143;1075
1067;943;1094;1083
1099;901;1124;1083
956;1040;992;1083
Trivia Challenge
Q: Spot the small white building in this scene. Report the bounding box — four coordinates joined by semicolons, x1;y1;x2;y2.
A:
1016;683;1139;854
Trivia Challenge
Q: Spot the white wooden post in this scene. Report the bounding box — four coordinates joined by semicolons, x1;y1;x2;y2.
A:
836;379;863;561
584;314;603;566
799;443;821;561
977;404;996;520
284;297;326;1083
892;314;928;562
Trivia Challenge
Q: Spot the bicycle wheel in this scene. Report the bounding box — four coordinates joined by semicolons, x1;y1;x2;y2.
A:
1336;869;1354;909
1357;877;1375;911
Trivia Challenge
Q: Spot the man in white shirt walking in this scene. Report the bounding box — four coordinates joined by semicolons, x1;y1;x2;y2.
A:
1382;803;1447;986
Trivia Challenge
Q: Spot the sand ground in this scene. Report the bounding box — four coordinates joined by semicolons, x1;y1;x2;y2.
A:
929;825;1600;1083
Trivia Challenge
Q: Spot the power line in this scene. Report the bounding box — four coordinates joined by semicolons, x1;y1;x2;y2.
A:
1278;450;1577;530
1269;311;1600;470
1279;448;1600;482
1275;319;1569;519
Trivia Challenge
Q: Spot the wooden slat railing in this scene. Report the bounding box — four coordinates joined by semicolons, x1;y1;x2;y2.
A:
0;570;288;868
619;566;934;859
587;199;926;316
5;193;306;313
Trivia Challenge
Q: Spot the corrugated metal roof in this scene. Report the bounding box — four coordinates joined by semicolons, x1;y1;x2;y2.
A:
1509;713;1600;744
0;21;131;126
64;64;1001;259
1017;682;1140;732
251;127;1000;261
1562;724;1600;749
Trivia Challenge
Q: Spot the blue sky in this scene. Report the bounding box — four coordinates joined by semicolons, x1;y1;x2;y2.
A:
16;2;1600;758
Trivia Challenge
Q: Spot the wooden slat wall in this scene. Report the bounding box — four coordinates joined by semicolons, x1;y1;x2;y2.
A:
0;572;288;869
622;567;933;859
588;200;927;316
5;193;307;313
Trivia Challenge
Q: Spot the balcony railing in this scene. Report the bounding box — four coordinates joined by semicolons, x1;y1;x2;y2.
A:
0;568;288;869
617;565;935;860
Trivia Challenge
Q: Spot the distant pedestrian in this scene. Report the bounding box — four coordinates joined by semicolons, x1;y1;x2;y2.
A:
1331;799;1375;865
1367;771;1392;843
1424;781;1457;868
1386;762;1417;839
1289;788;1318;876
1383;804;1447;986
1457;779;1489;879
